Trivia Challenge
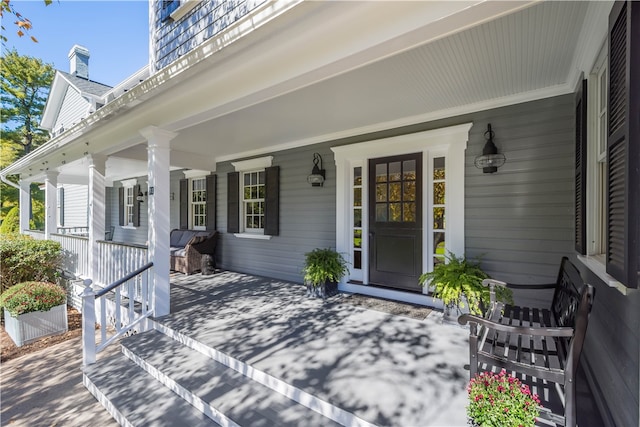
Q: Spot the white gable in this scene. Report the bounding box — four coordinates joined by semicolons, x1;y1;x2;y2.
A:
52;86;91;135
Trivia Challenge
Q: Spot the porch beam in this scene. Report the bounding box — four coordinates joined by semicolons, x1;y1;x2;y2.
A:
87;155;107;282
43;171;59;239
139;126;177;317
19;178;31;232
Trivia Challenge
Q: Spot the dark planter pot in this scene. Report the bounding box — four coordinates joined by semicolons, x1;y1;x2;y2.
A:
306;280;338;299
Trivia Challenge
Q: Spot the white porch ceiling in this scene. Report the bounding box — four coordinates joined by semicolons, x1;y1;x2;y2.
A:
7;0;604;184
169;0;591;161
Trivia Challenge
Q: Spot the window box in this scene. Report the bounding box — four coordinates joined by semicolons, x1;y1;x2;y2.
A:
3;304;68;347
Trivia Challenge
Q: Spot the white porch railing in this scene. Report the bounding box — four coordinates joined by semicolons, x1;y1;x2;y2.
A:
82;262;154;365
50;233;90;278
95;241;148;299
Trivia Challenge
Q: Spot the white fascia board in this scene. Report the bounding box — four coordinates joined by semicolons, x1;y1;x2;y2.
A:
40;73;69;130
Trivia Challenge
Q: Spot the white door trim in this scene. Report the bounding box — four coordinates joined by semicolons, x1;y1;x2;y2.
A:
331;122;472;295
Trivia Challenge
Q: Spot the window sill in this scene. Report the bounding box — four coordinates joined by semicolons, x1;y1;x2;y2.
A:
234;233;272;240
170;0;198;21
121;225;137;230
577;255;632;295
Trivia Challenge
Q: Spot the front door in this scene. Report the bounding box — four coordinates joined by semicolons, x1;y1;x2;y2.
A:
368;153;422;291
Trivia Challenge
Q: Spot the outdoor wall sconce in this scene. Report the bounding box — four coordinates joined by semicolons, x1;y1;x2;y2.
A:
136;191;148;203
307;153;326;187
474;123;506;173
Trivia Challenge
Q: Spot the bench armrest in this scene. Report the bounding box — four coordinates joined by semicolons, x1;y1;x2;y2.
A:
458;313;575;338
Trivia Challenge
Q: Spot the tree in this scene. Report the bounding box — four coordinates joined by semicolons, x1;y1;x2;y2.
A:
1;50;53;224
1;49;54;155
0;0;52;44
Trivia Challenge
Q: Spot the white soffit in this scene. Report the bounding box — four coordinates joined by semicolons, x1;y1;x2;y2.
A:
177;1;590;161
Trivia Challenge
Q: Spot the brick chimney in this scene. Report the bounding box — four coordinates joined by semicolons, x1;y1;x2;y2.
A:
68;45;90;79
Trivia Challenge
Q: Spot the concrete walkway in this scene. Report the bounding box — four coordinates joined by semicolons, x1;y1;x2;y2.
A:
1;334;119;427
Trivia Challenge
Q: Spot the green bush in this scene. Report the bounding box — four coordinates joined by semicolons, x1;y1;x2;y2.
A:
302;248;349;287
0;206;20;234
0;235;62;293
0;281;66;316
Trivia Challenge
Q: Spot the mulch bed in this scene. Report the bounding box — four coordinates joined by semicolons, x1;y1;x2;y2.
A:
0;306;83;363
340;293;432;320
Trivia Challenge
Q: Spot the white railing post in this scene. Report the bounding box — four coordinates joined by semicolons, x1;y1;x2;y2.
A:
81;279;96;366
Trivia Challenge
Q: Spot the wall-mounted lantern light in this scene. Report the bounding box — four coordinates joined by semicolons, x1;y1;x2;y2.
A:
137;191;147;203
474;123;506;173
307;153;326;187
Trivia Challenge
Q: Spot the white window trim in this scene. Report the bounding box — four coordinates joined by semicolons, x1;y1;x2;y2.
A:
332;123;471;291
170;0;198;21
190;177;207;231
232;156;273;240
121;179;137;228
578;43;627;295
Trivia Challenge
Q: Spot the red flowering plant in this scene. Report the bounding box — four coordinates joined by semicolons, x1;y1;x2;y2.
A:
0;281;66;317
467;369;541;427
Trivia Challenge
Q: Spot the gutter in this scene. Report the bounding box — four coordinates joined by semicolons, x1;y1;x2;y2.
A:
1;173;20;190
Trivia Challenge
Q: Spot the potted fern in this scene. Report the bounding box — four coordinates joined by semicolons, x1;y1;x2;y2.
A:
302;248;348;299
419;252;511;319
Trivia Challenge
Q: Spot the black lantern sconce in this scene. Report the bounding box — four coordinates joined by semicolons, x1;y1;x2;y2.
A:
307;153;326;187
474;123;506;173
136;190;148;203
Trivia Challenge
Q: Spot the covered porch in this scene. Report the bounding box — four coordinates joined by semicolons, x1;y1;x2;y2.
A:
83;270;602;426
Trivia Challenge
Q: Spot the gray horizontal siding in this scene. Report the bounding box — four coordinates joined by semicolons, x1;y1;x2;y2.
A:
61;184;88;228
216;146;336;283
54;86;88;131
577;263;639;427
107;180;149;246
153;0;267;70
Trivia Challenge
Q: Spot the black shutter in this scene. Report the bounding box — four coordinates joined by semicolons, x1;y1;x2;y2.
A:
606;1;639;288
58;187;64;227
132;185;140;227
264;166;280;236
227;172;240;233
179;178;188;229
206;174;217;231
574;78;587;255
118;187;125;226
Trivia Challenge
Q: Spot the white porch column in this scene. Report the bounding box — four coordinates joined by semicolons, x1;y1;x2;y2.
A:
19;178;31;232
43;171;59;239
87;155;107;281
140;126;176;317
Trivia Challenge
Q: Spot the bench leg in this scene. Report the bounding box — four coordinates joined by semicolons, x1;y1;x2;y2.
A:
468;323;478;379
564;361;576;427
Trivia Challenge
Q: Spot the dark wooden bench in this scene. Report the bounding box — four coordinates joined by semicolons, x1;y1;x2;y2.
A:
458;257;595;427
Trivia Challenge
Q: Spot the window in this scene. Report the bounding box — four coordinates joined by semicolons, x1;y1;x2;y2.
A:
432;157;446;265
577;2;639;291
191;177;207;229
180;173;216;230
161;0;179;21
352;167;363;271
228;156;279;239
125;187;135;226
57;187;64;227
242;171;265;232
118;180;140;228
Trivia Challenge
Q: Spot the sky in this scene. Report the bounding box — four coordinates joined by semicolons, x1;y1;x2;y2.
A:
2;0;149;87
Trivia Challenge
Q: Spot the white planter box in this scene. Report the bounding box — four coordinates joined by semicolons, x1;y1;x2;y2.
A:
4;304;68;347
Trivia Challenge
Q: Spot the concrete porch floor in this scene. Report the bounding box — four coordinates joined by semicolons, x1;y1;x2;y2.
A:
157;270;603;427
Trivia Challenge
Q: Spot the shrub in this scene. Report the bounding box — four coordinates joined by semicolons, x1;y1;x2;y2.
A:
0;234;62;293
0;281;66;316
467;370;541;427
0;206;20;234
419;252;512;315
302;248;349;287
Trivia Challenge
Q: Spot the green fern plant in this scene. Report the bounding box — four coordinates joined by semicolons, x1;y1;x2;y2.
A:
302;248;348;288
419;252;512;315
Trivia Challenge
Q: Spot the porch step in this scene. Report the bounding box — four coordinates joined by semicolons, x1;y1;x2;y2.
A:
119;329;343;427
83;353;218;426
